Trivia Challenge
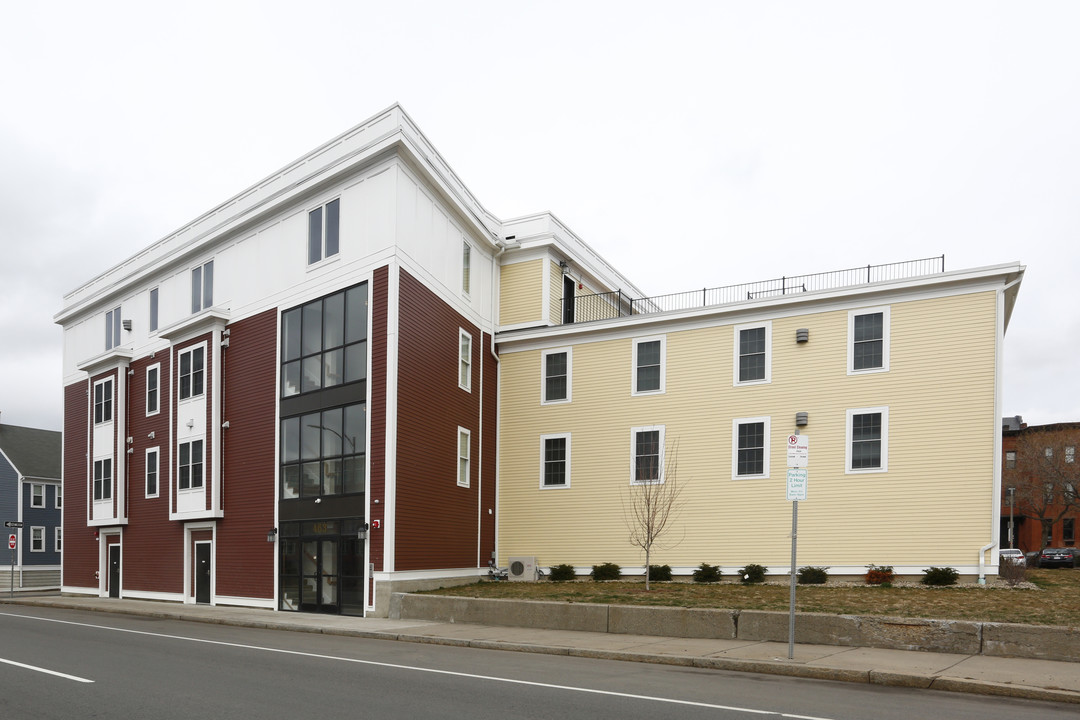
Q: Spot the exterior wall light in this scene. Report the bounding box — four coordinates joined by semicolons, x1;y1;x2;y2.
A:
266;528;277;543
795;412;809;427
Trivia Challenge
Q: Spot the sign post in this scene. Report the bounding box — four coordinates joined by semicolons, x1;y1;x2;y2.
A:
8;532;16;599
785;435;808;660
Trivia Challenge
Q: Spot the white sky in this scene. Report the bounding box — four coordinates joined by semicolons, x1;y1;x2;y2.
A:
1;1;1078;432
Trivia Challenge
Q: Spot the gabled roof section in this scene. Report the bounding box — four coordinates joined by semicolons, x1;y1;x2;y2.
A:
0;424;62;481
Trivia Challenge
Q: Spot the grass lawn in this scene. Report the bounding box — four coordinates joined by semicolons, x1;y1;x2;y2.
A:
421;567;1080;627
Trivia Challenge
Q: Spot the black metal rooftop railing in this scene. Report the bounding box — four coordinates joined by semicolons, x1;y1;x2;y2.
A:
569;255;945;324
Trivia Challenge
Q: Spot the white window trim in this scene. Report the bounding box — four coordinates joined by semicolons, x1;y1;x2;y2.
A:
178;439;205;493
846;406;890;474
191;259;214;314
631;335;666;396
30;483;45;508
54;527;62;553
847;306;891;375
458;329;473;392
733;321;772;386
105;306;122;351
149;287;160;334
55;484;62;509
731;416;772;479
541;347;573;405
461;240;472;298
307;197;341;267
539;433;572;489
30;526;45;553
93;377;114;426
146;363;161;416
457;427;471;488
146;447;160;499
630;424;666;485
178;344;207;403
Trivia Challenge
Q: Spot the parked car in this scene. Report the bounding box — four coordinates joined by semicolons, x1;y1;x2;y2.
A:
999;548;1026;567
1035;547;1079;568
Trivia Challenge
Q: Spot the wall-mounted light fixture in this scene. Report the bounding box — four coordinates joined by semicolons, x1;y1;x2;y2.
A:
266;528;277;543
796;328;810;343
122;319;132;331
559;260;570;275
795;412;809;427
148;431;155;439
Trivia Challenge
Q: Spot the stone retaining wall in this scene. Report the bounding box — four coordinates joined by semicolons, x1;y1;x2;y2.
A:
389;593;1079;663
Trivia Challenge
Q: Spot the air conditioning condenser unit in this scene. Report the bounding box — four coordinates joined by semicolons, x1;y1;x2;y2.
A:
507;556;537;581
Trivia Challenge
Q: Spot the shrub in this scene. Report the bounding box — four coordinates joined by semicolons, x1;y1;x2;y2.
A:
865;564;894;585
739;564;767;584
647;564;673;582
692;563;722;583
999;558;1028;587
797;566;829;585
591;562;622;581
548;564;577;582
921;566;959;586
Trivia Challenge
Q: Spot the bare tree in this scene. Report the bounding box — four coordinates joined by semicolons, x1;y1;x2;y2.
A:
623;440;685;590
1008;426;1080;550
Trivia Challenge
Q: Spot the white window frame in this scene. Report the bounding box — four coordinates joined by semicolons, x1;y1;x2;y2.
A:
539;433;571;489
93;458;112;501
731;416;771;479
541;347;572;405
146;363;161;416
30;483;45;508
54;527;62;553
846;406;889;474
93;377;114;425
1005;450;1016;469
178;345;206;402
632;335;666;396
30;526;45;553
848;306;890;375
458;329;473;392
105;306;122;351
462;241;472;297
149;286;159;333
146;447;160;499
178;439;205;492
733;321;772;386
307;197;341;266
1067;446;1075;464
55;484;62;509
457;427;471;488
191;259;214;314
630;425;666;485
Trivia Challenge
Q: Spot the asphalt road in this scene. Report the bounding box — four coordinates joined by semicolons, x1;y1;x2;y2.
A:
0;606;1074;719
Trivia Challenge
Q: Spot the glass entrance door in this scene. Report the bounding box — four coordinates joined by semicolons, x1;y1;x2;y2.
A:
300;539;338;613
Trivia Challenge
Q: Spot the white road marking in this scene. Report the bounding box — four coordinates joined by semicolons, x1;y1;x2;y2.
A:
0;611;835;718
0;656;94;683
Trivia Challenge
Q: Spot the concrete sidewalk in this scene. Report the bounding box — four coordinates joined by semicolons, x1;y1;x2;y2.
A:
3;594;1078;705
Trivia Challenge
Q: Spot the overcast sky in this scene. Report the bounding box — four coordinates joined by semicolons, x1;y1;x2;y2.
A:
2;1;1078;432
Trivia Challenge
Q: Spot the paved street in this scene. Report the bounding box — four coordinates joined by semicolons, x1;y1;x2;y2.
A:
1;604;1077;719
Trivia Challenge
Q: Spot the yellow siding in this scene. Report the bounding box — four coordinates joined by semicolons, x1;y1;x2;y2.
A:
549;260;563;325
498;290;1000;572
499;259;544;326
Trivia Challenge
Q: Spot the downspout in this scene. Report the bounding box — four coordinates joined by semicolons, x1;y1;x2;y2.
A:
479;237;509;570
980;272;1025;585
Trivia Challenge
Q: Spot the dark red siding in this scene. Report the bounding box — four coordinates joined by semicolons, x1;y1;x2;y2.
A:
369;266;388;574
217;309;277;600
62;381;95;589
395;269;487;571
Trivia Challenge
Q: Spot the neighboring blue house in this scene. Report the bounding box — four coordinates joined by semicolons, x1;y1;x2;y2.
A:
0;422;62;590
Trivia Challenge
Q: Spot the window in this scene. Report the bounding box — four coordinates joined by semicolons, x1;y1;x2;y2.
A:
848;307;890;373
308;198;340;265
631;425;665;484
1045;447;1053;459
30;483;45;508
733;417;771;478
1045;483;1055;504
462;241;471;296
179;346;205;401
93;458;112;501
846;407;889;473
1067;446;1075;464
1042;518;1053;547
542;348;571;404
281;284;368;397
178;440;204;491
1065;518;1076;545
541;434;570;488
93;378;113;424
632;336;665;395
105;306;122;350
146;364;160;415
457;427;471;488
149;287;159;333
459;329;472;391
734;322;771;385
191;259;214;313
1066;483;1077;502
1005;450;1016;469
55;527;62;553
146;448;159;498
280;404;366;499
55;485;62;509
31;527;44;553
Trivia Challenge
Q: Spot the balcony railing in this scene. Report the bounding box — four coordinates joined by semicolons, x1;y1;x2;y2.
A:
568;255;945;324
